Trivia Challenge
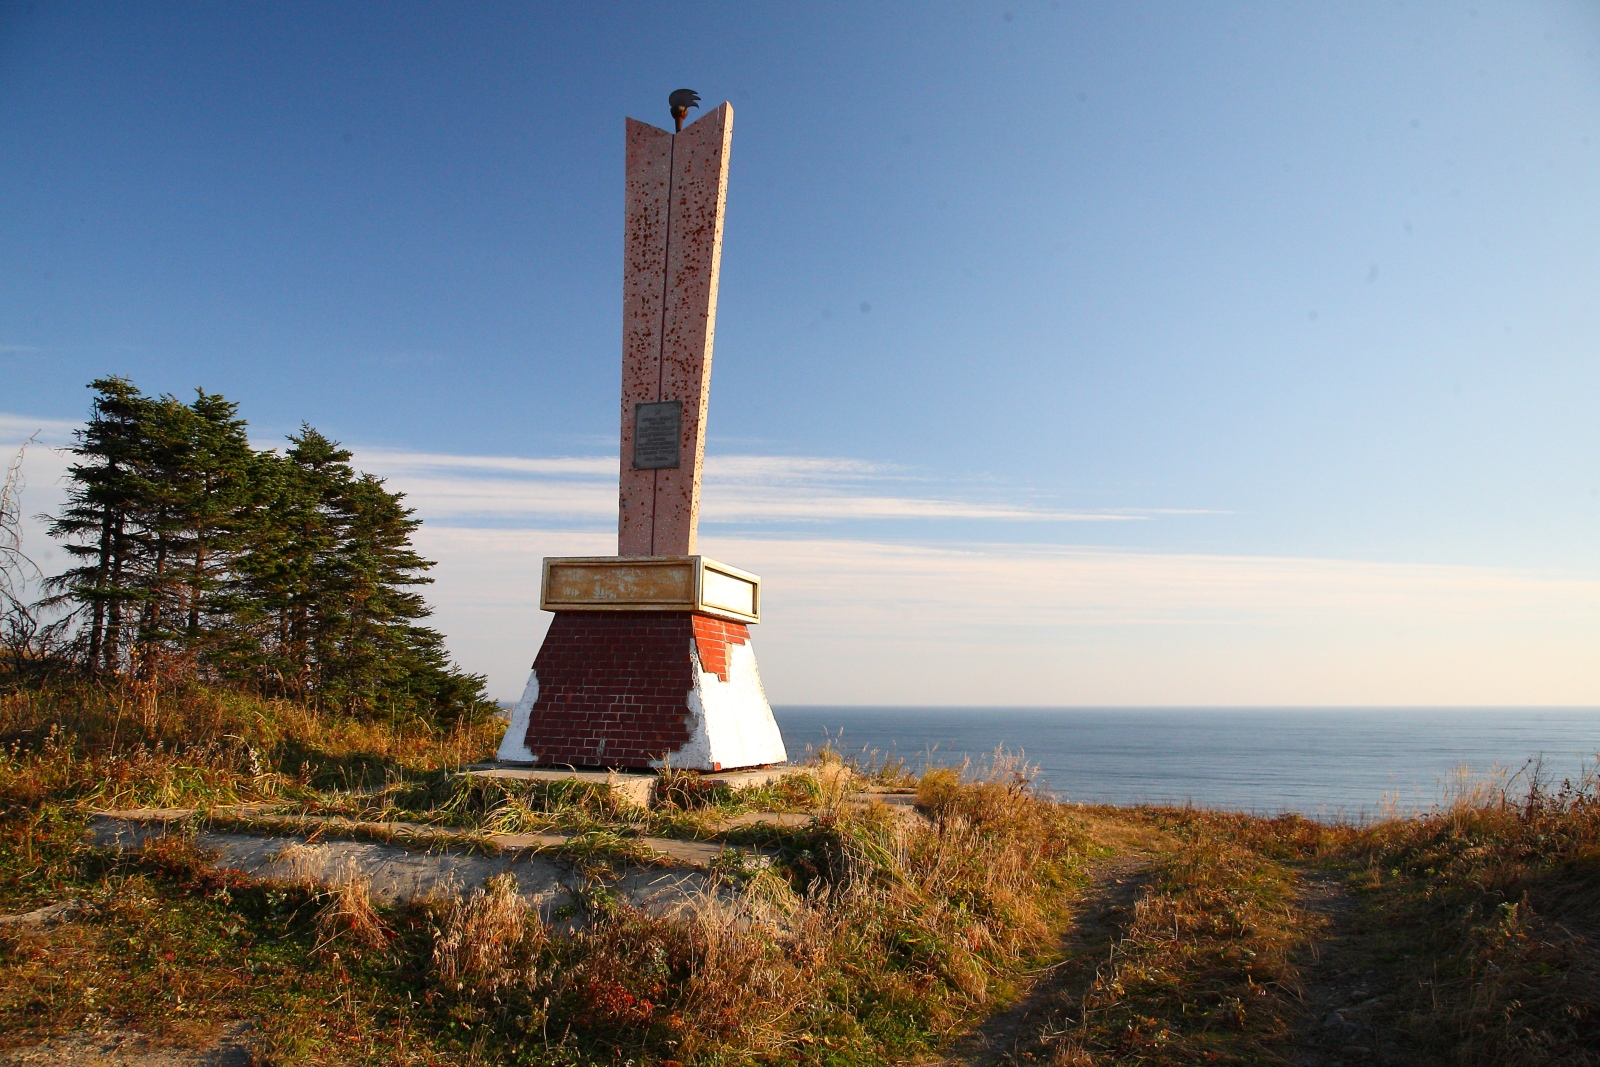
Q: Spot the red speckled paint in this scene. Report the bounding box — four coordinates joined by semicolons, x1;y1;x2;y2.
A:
616;105;733;557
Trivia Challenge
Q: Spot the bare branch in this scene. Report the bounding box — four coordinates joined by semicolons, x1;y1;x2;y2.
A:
0;433;42;598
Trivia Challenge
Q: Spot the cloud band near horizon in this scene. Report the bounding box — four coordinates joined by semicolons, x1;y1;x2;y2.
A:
5;415;1597;707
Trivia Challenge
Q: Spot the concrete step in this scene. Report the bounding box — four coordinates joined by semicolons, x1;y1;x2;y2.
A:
89;808;757;871
464;766;658;808
87;813;708;920
462;763;815;809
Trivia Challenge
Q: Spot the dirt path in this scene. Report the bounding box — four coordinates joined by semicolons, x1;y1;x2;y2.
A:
940;815;1165;1066
1288;868;1421;1067
941;817;1441;1067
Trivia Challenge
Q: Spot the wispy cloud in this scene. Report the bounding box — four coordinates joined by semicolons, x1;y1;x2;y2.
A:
354;450;615;478
706;490;1142;523
414;526;1600;705
0;414;81;445
6;427;1210;529
13;419;1592;706
354;446;1193;527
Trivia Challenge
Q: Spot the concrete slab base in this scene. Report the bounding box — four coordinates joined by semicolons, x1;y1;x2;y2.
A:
85;811;719;922
466;763;811;808
697;766;806;791
465;766;659;808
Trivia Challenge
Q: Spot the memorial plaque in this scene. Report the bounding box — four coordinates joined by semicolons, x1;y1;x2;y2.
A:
633;401;682;470
539;555;760;623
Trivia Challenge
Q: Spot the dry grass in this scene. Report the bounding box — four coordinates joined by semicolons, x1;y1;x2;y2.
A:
409;751;1093;1063
535;897;815;1060
1343;764;1600;1064
0;676;1094;1066
1056;766;1600;1066
312;872;390;959
430;873;543;1002
1035;811;1313;1065
0;674;501;813
14;673;1593;1065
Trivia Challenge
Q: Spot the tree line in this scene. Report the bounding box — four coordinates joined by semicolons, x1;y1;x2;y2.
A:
25;377;491;724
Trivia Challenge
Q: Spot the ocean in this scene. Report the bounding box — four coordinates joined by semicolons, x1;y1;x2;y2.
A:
771;707;1600;821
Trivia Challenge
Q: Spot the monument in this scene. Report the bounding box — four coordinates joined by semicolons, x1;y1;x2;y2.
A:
496;93;787;773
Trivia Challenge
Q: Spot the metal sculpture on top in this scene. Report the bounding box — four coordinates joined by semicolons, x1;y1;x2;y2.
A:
668;88;701;132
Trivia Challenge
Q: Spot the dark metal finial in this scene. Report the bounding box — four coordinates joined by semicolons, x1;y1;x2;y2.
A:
668;88;701;133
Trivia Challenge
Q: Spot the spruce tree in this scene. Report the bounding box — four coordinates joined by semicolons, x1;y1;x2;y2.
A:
323;471;439;716
180;391;254;645
130;390;254;662
46;381;492;724
44;378;151;671
54;388;255;674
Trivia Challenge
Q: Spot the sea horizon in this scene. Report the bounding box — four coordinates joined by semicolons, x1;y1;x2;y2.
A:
771;705;1600;821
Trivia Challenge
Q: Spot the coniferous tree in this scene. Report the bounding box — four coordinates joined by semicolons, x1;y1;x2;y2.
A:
44;378;151;671
227;427;354;700
125;394;200;663
181;391;255;642
213;446;309;692
45;379;491;724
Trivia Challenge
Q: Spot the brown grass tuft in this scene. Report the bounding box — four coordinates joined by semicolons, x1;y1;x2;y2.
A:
549;898;814;1059
311;872;389;958
430;873;543;1001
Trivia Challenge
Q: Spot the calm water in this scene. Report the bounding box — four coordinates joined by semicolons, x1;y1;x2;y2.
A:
772;707;1600;820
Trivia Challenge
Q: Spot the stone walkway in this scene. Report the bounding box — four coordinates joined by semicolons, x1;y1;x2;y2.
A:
86;809;725;919
83;782;921;921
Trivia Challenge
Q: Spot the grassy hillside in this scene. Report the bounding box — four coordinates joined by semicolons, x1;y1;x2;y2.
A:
1;676;1596;1066
0;676;1092;1066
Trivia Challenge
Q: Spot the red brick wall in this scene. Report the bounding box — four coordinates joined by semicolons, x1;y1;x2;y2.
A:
521;611;747;769
691;614;750;681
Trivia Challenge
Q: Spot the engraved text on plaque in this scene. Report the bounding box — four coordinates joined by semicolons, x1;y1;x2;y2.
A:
632;401;682;470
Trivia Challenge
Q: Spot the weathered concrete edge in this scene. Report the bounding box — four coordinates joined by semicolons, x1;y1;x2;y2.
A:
81;814;723;921
87;809;754;871
463;763;818;809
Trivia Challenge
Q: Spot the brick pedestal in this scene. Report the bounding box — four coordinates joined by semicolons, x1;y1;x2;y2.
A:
496;609;786;771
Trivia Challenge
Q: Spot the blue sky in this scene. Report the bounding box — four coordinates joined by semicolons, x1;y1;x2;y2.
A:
3;2;1598;704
